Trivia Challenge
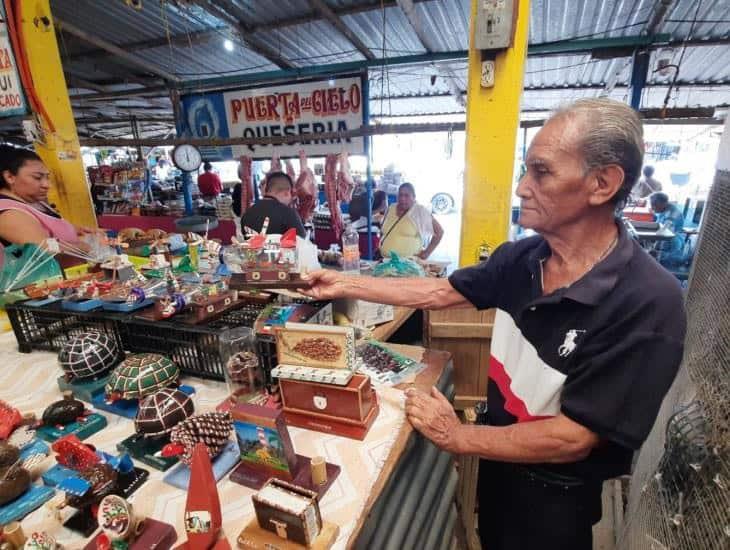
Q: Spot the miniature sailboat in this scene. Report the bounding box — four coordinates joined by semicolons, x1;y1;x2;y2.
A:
176;442;231;549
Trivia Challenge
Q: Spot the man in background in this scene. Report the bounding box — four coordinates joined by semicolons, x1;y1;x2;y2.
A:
632;165;663;200
240;171;305;237
650;192;685;267
197;161;222;200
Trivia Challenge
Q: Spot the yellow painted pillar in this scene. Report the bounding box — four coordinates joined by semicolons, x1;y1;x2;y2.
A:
459;0;530;267
18;0;96;227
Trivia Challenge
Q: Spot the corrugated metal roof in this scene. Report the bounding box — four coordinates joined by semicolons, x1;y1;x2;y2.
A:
43;0;730;131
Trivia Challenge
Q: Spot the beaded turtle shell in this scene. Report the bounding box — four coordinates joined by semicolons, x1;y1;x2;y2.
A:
58;332;124;382
135;388;195;438
169;411;232;465
105;354;179;401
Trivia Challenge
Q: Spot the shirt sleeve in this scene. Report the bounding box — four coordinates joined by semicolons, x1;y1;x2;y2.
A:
231;184;241;217
289;209;306;238
561;306;686;450
447;242;513;310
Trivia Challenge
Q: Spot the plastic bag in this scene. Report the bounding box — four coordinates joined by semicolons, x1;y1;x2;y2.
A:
372;252;425;278
0;243;62;293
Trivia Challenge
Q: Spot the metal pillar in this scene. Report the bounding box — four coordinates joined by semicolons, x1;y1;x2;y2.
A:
182;172;193;215
629;49;651;110
18;0;96;227
362;71;373;260
458;0;530;267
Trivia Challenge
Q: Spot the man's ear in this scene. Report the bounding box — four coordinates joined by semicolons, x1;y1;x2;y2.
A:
588;164;625;206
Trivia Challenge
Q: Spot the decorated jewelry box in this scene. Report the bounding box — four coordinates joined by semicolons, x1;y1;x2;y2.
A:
271;324;379;440
271;323;356;386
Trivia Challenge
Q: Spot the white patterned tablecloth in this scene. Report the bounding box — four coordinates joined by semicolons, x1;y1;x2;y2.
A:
0;332;408;549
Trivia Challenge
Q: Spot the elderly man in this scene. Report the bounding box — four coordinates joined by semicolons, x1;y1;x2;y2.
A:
300;98;686;549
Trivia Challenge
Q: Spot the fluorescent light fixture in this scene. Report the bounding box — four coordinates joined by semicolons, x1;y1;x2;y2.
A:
224;39;234;52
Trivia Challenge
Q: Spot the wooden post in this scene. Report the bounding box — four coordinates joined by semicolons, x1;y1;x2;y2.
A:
458;0;530;266
18;0;96;227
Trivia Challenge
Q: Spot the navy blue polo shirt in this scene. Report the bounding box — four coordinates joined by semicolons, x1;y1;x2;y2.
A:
449;221;686;481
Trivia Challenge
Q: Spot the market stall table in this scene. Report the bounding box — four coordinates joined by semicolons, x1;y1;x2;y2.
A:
98;215;237;244
0;332;454;549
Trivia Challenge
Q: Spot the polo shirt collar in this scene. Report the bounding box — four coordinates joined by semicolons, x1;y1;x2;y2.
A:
527;220;635;306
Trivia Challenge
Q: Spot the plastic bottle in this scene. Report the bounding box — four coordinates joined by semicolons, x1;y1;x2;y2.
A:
342;224;360;275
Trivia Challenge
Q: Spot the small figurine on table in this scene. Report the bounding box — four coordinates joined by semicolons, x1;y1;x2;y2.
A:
175;443;231;549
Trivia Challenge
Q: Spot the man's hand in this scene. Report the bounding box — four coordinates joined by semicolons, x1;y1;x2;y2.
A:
405;386;462;453
416;250;429;260
298;269;351;300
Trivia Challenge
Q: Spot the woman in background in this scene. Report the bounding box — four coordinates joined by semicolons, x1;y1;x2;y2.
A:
0;146;97;249
379;183;443;259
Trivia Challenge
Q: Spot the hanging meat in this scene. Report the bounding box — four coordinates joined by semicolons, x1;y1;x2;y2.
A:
285;158;296;182
238;156;253;215
336;152;356;203
294;151;317;223
325;154;344;240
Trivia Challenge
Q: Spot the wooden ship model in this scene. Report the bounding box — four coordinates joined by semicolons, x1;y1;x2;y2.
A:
229;226;309;290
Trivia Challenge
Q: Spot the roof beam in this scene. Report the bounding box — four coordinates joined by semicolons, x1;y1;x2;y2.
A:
194;0;295;69
70;86;169;102
66;75;107;93
69;29;217;62
394;0;464;107
54;17;180;82
75;116;175;124
307;0;376;60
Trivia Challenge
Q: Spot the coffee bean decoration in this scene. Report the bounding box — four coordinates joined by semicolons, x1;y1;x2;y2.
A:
292;337;341;362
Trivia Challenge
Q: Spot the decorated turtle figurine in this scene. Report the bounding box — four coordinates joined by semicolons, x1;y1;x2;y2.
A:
135;388;195;438
0;442;31;506
41;392;86;427
58;331;124;383
161;411;233;466
105;354;179;402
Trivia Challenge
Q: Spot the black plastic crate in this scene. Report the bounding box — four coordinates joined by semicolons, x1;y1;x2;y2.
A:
6;301;125;354
120;301;269;381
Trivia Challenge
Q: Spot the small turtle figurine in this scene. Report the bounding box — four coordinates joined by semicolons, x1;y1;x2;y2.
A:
58;331;124;383
41;393;86;427
0;442;30;506
135;388;195;438
162;411;233;466
105;354;179;402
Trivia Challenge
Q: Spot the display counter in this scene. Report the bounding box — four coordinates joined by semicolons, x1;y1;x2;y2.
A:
0;332;454;549
98;214;237;244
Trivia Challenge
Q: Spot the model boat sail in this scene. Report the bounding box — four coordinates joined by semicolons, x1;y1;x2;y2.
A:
176;442;231;549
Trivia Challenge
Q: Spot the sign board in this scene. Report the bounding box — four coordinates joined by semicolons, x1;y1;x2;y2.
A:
0;3;27;117
178;75;365;161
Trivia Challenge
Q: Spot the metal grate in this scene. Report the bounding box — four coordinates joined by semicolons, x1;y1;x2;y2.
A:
618;166;730;550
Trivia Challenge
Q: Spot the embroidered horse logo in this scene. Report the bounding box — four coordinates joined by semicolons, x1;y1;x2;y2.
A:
558;330;586;357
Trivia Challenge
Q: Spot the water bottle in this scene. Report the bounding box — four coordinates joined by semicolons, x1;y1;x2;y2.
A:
342;224;360;275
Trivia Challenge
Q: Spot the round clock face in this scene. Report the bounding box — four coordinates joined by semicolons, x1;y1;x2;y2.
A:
172;144;203;172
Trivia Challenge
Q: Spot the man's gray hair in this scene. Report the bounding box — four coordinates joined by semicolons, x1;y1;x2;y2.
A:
552;98;644;204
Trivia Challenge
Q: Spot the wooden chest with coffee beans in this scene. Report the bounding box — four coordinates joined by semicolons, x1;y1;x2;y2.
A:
271;323;378;440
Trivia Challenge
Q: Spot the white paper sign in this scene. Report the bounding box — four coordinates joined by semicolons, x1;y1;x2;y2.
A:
0;4;28;117
222;75;365;159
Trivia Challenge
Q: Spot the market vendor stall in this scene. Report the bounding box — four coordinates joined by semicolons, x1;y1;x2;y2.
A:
0;331;454;549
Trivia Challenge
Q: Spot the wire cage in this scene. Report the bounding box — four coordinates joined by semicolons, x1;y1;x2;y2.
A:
618;160;730;549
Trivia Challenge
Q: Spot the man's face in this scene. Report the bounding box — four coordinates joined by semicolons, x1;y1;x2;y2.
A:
516;116;595;233
651;201;667;213
271;188;292;206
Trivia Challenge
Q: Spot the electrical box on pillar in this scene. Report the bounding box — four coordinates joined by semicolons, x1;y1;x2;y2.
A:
474;0;518;89
474;0;518;50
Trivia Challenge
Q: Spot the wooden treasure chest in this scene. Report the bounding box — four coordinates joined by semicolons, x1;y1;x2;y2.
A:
251;479;322;547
